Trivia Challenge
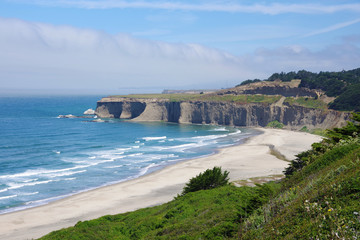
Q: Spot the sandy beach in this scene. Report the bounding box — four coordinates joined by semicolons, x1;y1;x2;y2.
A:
0;128;322;240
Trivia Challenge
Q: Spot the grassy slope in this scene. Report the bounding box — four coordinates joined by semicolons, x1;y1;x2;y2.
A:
111;93;331;110
39;137;360;239
111;93;282;105
284;96;328;110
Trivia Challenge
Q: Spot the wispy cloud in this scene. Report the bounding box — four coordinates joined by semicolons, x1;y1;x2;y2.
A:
19;1;360;15
303;18;360;37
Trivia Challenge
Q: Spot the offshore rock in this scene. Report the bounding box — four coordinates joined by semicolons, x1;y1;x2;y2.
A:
84;108;96;115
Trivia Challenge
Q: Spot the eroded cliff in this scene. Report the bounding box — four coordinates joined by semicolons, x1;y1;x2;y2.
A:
96;97;350;130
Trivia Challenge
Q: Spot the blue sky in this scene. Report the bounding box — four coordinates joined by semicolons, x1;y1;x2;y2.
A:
0;0;360;94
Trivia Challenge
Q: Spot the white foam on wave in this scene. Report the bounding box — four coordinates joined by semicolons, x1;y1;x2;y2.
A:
103;165;124;169
22;178;39;183
136;163;158;177
229;129;242;135
128;153;143;157
116;147;132;151
113;152;125;155
212;127;228;132
0;195;17;201
0;166;86;179
142;136;167;141
63;177;76;181
153;142;204;152
191;134;228;141
0;188;8;193
20;192;39;196
8;180;54;190
46;170;87;178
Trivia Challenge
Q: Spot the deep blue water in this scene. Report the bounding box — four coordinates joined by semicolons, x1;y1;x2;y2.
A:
0;96;257;214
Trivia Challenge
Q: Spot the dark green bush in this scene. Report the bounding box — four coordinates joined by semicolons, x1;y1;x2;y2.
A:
181;167;229;195
266;120;284;129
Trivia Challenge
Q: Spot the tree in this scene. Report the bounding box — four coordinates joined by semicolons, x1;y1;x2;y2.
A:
182;167;230;195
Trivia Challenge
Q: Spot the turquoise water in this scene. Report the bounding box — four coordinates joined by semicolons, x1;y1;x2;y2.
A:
0;96;258;214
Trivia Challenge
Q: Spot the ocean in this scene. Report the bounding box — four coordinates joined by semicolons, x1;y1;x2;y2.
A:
0;96;258;214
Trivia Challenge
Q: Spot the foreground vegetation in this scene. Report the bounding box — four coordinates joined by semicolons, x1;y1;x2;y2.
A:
39;114;360;239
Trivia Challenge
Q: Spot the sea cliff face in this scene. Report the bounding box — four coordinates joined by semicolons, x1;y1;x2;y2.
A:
96;97;350;129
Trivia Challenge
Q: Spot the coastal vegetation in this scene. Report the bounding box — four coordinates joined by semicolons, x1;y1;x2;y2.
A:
181;166;230;195
111;93;282;105
284;96;328;110
266;120;284;129
39;114;360;239
245;68;360;111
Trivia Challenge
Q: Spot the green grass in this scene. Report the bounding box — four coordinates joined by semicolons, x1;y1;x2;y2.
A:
284;96;328;109
39;184;280;240
300;126;328;136
110;93;282;104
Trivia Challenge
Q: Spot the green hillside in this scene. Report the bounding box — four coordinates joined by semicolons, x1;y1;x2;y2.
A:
39;114;360;239
249;68;360;111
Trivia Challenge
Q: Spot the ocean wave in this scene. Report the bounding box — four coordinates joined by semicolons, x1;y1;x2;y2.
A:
191;134;228;141
20;192;39;196
137;163;158;177
8;180;54;190
153;142;204;152
142;136;167;141
211;127;228;132
0;165;90;180
46;170;87;178
229;129;242;135
103;165;124;169
63;177;76;181
0;188;8;193
22;178;39;183
115;147;132;151
128;153;144;157
0;195;17;201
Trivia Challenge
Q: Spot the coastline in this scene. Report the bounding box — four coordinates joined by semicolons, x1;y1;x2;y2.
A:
0;128;322;240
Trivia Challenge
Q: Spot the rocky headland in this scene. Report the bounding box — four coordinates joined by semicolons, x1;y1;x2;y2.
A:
95;80;350;130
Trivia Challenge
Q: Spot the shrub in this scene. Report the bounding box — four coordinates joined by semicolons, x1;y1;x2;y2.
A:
266;120;284;129
181;167;229;195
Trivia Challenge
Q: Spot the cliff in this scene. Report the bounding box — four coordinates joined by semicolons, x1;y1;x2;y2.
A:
96;97;350;130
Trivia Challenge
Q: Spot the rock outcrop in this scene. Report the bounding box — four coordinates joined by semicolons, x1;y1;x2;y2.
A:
96;97;350;130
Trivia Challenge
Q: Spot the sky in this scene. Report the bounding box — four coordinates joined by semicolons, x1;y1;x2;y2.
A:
0;0;360;95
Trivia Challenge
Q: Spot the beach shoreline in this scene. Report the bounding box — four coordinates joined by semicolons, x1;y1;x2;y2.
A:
0;128;322;240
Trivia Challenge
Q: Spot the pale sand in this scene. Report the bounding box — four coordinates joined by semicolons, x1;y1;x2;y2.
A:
0;128;322;240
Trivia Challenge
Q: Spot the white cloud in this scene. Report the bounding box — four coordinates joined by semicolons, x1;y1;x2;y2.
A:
0;17;359;94
303;18;360;37
0;17;247;92
25;1;360;14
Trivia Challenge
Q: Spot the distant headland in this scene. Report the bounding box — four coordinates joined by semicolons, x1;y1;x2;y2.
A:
95;68;360;130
